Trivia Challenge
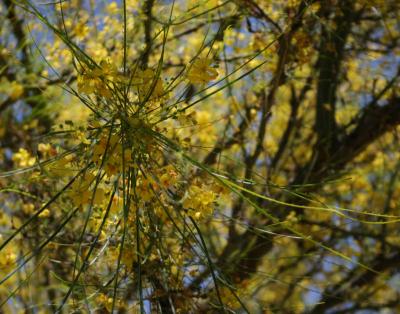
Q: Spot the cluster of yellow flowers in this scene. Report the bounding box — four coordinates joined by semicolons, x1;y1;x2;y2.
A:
77;56;218;101
6;49;222;312
0;247;17;272
12;148;35;167
183;183;217;219
69;55;221;216
77;60;118;98
91;134;133;176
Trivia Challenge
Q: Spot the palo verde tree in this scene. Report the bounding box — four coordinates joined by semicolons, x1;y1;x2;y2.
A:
1;0;400;313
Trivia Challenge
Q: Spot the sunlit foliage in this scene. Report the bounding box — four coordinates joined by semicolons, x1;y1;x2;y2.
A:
1;0;400;313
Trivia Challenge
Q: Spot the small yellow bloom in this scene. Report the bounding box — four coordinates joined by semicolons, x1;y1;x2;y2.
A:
38;209;50;218
159;165;178;188
38;143;52;154
107;2;119;14
9;81;24;100
22;203;35;214
0;248;17;269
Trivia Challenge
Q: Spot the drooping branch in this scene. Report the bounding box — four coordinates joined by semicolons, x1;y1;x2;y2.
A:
334;96;400;171
310;251;400;314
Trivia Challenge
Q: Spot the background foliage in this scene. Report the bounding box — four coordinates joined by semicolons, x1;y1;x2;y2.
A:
1;0;400;313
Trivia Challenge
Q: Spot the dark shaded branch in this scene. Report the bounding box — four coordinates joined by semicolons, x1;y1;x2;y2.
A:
270;76;312;173
235;0;282;32
314;0;356;162
140;0;155;68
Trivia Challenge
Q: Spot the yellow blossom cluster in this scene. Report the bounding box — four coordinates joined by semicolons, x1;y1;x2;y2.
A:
77;60;118;98
183;184;216;219
91;134;133;177
12;148;35;167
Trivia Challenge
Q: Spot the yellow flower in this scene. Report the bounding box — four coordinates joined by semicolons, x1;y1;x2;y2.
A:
136;177;156;202
159;165;178;188
0;248;17;270
77;73;97;94
96;294;114;312
73;22;89;40
38;209;50;218
22;203;35;214
12;148;35;167
38;143;52;154
9;81;24;100
107;2;119;14
46;154;74;177
187;58;218;84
